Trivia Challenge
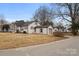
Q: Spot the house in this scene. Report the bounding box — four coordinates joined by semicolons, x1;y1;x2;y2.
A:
10;21;53;35
34;25;53;34
53;26;67;32
10;21;40;33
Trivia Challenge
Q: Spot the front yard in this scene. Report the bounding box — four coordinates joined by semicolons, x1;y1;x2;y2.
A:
0;33;66;50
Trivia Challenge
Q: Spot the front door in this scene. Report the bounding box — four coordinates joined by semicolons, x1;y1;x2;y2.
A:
49;28;52;34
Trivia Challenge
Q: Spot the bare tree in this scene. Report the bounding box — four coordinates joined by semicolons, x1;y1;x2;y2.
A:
2;24;10;32
33;6;53;25
0;14;8;31
56;22;65;32
52;3;79;35
0;15;7;25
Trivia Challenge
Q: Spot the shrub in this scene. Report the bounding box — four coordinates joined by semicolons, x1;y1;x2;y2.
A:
16;30;20;33
23;31;27;34
53;32;64;37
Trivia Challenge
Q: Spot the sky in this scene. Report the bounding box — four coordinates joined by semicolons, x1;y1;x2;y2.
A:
0;3;69;26
0;3;51;22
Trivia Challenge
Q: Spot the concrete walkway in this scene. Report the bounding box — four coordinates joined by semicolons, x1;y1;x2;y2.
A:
0;36;79;56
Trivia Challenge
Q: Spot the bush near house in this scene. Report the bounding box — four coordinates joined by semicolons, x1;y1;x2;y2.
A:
53;32;64;37
23;31;27;34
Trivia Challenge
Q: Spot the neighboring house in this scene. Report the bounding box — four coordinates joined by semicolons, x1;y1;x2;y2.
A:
53;27;59;32
53;26;65;32
10;21;53;35
66;27;72;32
52;25;71;32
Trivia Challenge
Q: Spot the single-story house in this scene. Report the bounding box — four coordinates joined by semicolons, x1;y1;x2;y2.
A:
10;21;53;35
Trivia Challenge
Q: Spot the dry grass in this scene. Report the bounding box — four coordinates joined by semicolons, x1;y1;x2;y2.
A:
0;33;66;50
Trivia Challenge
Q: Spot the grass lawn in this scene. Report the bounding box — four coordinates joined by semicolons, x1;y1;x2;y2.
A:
0;33;66;50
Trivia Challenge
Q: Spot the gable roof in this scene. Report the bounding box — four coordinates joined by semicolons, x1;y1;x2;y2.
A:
35;25;52;28
53;26;66;30
14;21;35;27
23;21;35;26
14;20;25;27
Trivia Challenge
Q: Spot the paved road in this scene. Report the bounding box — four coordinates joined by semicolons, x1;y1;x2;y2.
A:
0;36;79;56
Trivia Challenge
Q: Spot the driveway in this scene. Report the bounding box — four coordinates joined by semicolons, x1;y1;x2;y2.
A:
0;36;79;56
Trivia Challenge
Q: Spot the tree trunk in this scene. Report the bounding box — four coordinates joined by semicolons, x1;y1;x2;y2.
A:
71;18;78;35
72;27;77;35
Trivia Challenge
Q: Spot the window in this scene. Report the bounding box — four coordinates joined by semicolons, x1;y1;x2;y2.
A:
40;28;43;32
34;28;36;32
49;28;52;34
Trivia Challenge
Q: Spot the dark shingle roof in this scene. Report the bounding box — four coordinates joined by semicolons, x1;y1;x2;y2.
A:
35;25;52;28
23;21;34;26
14;21;34;27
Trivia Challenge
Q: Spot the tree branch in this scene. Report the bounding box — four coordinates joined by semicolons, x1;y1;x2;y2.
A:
61;15;72;23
